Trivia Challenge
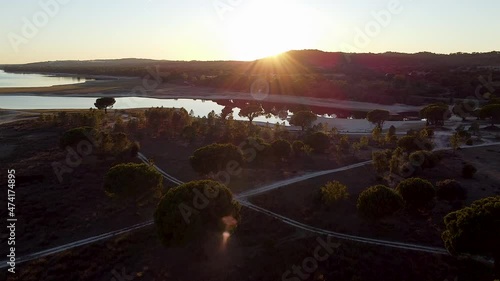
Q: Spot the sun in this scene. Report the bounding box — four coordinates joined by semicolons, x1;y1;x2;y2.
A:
224;0;322;60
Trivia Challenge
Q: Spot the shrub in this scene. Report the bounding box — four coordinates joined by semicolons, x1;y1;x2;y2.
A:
465;139;473;146
442;197;500;274
305;132;331;153
292;140;305;156
104;163;163;197
396;178;436;209
398;135;433;152
372;149;392;174
190;143;243;175
436;179;466;201
154;180;240;247
357;185;404;219
409;150;439;169
320;181;349;206
129;141;140;157
462;163;477;179
59;126;95;148
270;139;292;160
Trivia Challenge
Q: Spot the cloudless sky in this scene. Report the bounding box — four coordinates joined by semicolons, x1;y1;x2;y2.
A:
1;0;499;64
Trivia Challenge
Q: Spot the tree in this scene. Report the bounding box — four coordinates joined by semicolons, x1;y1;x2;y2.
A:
397;135;433;152
372;149;392;175
190;144;243;175
154;180;241;247
320;181;349;206
450;132;462;153
452;101;477;121
238;103;264;123
104;163;163;197
220;105;234;120
357;185;404;219
396;178;436;209
59;126;95;148
94;97;116;114
386;125;397;142
270;139;292;161
436;179;466;201
480;104;500;126
305;132;331;153
442;196;500;278
290;111;317;131
367;109;390;129
462;163;477;179
420;103;451;126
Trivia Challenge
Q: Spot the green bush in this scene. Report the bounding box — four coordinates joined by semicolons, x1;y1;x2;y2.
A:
129;141;140;157
104;163;163;197
59;126;95;148
397;135;433;152
305;132;331;153
320;181;349;206
462;163;477;179
372;149;392;174
357;185;404;219
396;178;436;209
154;180;241;247
190;143;244;175
442;197;500;271
409;150;439;169
436;179;466;201
292;140;305;156
270;139;292;160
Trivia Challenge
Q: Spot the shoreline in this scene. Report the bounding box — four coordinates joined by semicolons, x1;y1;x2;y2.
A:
0;84;424;114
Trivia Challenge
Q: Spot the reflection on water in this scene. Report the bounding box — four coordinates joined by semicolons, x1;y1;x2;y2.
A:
0;96;289;125
0;70;92;88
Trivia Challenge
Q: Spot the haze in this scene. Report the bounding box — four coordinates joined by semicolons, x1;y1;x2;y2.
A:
1;0;500;64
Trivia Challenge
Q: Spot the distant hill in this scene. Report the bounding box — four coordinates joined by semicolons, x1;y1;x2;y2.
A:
2;50;500;77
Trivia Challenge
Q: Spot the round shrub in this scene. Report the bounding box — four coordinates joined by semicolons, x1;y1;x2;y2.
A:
320;181;349;206
305;132;331;153
189;143;244;175
292;140;305;156
59;126;95;148
129;141;140;157
462;163;477;179
398;135;433;152
270;139;292;160
154;180;240;247
409;150;439;169
357;185;404;219
396;178;436;209
104;163;163;197
436;179;466;201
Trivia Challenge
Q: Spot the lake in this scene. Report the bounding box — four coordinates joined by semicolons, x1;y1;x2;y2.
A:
0;96;290;125
0;70;92;88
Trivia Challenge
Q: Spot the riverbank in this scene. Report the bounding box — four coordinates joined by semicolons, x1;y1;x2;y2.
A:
0;79;423;114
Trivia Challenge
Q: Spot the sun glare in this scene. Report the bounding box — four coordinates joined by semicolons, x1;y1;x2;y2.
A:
224;1;323;60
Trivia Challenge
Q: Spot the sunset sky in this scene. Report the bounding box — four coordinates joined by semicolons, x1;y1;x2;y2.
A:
1;0;499;64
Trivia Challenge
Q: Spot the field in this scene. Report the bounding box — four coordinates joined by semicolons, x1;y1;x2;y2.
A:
0;113;498;280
